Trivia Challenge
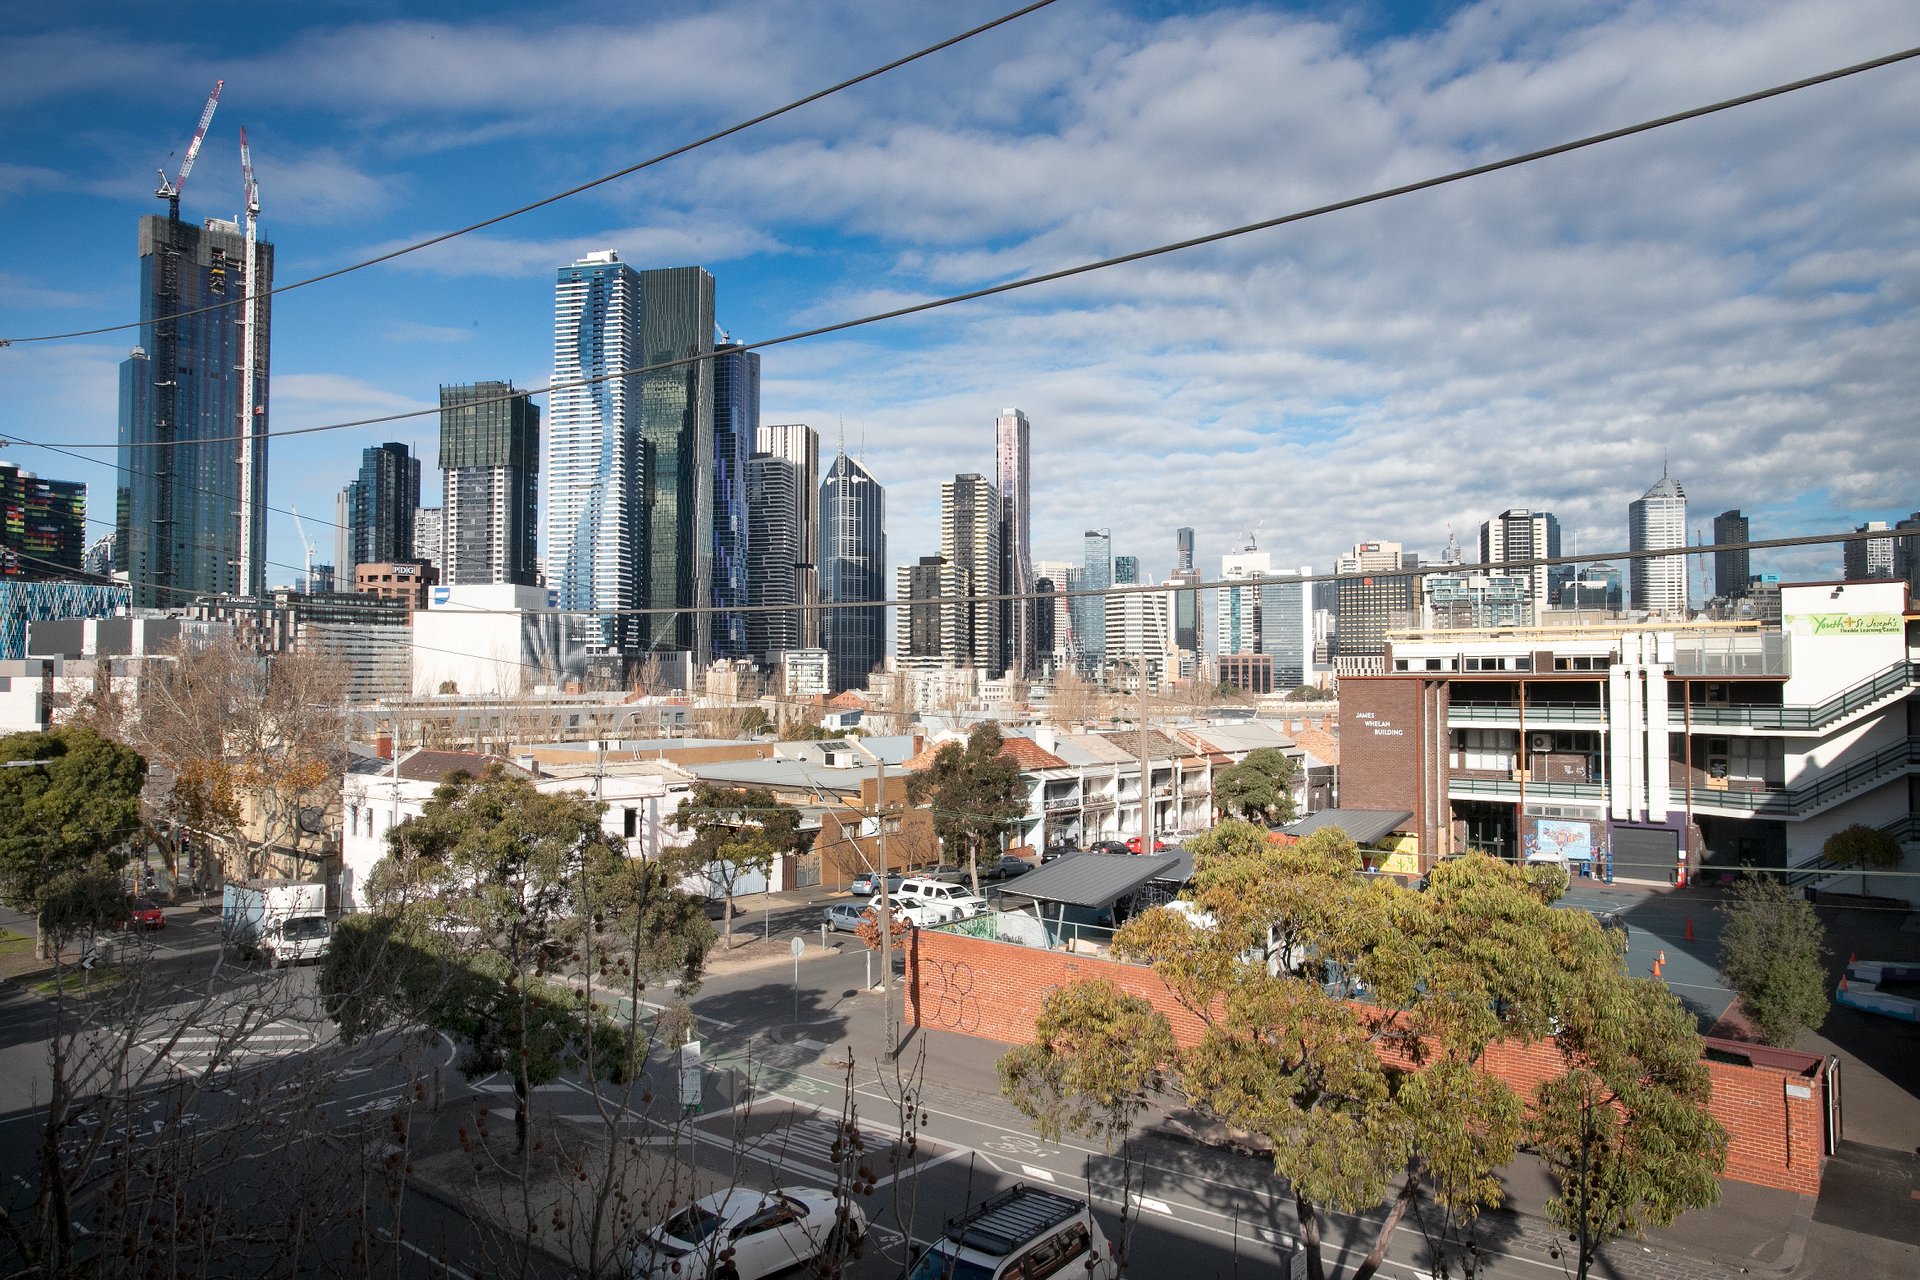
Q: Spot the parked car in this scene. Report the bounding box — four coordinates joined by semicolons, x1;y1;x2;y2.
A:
627;1186;864;1280
119;898;166;930
896;878;989;920
823;902;872;933
848;872;905;897
926;864;968;884
906;1185;1115;1280
982;857;1033;881
1125;836;1168;854
1090;840;1130;856
887;895;957;928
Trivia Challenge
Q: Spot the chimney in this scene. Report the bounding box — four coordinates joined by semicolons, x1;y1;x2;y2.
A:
375;730;394;761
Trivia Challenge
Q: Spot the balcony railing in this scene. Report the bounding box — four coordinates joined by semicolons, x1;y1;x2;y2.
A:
1676;661;1918;731
1671;633;1790;678
1042;796;1080;812
1447;703;1606;724
1688;737;1919;817
1447;777;1606;802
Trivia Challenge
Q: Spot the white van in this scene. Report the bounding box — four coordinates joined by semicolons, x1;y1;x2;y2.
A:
897;878;989;921
907;1185;1115;1280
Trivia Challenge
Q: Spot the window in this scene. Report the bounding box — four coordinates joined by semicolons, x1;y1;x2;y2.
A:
1019;1224;1091;1279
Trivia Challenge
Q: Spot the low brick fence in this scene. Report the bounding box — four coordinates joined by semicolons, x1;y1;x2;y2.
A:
905;928;1825;1195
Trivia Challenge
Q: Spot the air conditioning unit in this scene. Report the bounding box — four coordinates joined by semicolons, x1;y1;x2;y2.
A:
1529;732;1555;753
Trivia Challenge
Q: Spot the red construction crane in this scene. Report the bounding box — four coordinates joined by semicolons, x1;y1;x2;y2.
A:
155;80;223;222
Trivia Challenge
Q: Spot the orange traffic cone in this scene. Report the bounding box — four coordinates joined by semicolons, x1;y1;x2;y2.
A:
1685;916;1695;942
1840;976;1849;992
1653;956;1664;977
1658;950;1667;966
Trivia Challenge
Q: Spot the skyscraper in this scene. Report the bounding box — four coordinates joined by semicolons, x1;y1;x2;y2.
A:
994;408;1033;679
346;443;420;575
710;345;758;660
117;213;273;605
940;474;1003;672
548;251;641;648
1075;530;1112;678
1113;556;1139;585
1712;509;1750;600
1334;540;1418;675
1628;469;1688;616
440;382;538;586
1478;509;1561;621
758;423;820;648
1171;528;1200;653
0;461;87;579
1219;542;1270;656
819;450;886;692
1895;513;1920;600
635;267;716;660
1842;522;1896;580
746;449;803;665
1268;566;1313;687
1033;559;1078;675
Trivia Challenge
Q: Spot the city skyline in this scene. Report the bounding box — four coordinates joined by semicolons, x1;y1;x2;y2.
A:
1;2;1913;599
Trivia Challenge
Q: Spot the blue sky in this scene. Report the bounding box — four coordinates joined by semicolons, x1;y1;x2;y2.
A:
1;0;1917;600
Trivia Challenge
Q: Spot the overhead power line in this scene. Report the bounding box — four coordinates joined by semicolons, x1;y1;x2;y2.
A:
0;0;1062;348
17;41;1918;453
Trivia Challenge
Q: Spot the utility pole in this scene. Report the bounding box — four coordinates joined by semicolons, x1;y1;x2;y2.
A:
874;755;897;1055
1138;653;1153;850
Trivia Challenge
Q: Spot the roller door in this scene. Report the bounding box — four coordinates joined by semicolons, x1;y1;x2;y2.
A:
1610;825;1677;884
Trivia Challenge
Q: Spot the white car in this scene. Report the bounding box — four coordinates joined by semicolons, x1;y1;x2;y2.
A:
627;1186;864;1279
896;878;990;920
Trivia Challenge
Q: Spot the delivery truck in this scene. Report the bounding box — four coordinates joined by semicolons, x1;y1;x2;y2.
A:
221;880;332;968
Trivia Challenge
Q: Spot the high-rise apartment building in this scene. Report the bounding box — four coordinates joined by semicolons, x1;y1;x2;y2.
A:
1843;522;1896;581
1712;509;1750;600
994;409;1033;679
547;254;716;657
1075;530;1112;677
1171;527;1200;654
548;252;641;647
346;443;420;575
1033;559;1078;675
757;423;820;650
0;461;86;579
939;474;1003;672
439;382;538;586
1114;556;1139;585
1267;566;1313;687
1218;543;1270;656
1628;469;1688;616
413;508;443;579
1478;509;1560;621
819;450;886;692
746;450;803;665
1334;540;1418;675
1896;513;1920;599
1104;570;1171;687
710;346;758;660
895;555;964;670
117;213;273;605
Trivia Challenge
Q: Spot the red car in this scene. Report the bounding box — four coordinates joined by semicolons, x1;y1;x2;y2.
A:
122;898;166;930
1125;836;1168;854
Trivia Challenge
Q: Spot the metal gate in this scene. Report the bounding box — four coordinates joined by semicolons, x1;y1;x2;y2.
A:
793;853;822;889
1610;826;1677;884
1824;1055;1842;1155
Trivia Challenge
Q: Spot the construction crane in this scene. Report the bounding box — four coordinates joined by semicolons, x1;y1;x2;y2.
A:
237;124;263;596
288;503;316;592
155;80;223;223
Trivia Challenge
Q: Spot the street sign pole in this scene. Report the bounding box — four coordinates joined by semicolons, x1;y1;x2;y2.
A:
791;934;805;1025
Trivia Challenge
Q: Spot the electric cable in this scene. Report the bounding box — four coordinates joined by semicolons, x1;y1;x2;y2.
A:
0;0;1063;348
11;42;1917;450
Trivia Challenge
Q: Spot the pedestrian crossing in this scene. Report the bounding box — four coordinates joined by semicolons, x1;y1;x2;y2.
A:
145;1018;315;1078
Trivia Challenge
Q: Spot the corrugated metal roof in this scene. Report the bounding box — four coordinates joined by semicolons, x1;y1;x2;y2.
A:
1280;808;1414;846
997;852;1180;908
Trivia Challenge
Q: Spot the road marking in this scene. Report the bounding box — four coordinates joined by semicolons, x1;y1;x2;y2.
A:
1131;1195;1173;1215
392;1236;475;1280
1020;1164;1056;1182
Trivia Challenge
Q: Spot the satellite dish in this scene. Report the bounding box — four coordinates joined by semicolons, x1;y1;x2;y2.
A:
298;807;325;835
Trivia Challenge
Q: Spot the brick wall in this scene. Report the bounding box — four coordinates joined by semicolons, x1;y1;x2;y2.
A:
906;930;1824;1195
1338;678;1423;811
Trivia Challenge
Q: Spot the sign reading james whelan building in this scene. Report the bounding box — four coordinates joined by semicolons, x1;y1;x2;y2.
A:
1785;612;1902;638
1355;710;1404;737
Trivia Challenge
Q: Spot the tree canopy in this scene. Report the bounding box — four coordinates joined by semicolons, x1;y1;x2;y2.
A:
0;727;147;946
664;785;809;948
323;766;713;1151
1717;873;1829;1047
1012;834;1727;1280
906;722;1027;892
1211;747;1302;827
1822;822;1904;896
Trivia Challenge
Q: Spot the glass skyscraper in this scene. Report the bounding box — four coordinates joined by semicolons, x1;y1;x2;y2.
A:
711;345;757;660
440;382;539;586
1074;529;1111;677
819;451;886;693
636;266;716;660
994;408;1032;679
0;461;86;579
117;214;273;606
346;442;420;573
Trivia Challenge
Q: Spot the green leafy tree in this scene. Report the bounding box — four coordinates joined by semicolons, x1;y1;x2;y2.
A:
1082;840;1721;1280
999;979;1177;1151
665;785;808;949
906;722;1027;894
0;727;147;956
1211;747;1301;826
322;766;713;1153
1717;874;1829;1047
1822;822;1904;896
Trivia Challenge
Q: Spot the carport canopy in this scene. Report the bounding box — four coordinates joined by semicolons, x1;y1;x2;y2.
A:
1279;808;1414;846
998;852;1181;913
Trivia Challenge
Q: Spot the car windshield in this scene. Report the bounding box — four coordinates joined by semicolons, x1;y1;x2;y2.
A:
281;917;330;940
906;1246;995;1280
658;1203;725;1245
133;900;158;912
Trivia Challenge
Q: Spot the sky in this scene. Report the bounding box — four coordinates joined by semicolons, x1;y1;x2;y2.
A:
1;0;1917;607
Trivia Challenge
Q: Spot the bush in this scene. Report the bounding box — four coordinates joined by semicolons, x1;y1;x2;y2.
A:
1717;875;1829;1047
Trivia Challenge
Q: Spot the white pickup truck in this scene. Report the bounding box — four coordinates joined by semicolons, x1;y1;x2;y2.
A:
896;878;990;922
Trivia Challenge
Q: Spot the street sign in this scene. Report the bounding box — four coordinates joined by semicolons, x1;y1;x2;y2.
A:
678;1040;703;1113
790;935;805;958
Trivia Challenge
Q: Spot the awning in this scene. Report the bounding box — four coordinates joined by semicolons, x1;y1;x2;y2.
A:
1279;808;1414;847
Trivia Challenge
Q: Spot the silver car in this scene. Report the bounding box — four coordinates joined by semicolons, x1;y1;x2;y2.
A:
823;902;870;933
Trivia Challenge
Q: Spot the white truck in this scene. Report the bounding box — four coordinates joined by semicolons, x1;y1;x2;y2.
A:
222;880;332;968
896;877;990;921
